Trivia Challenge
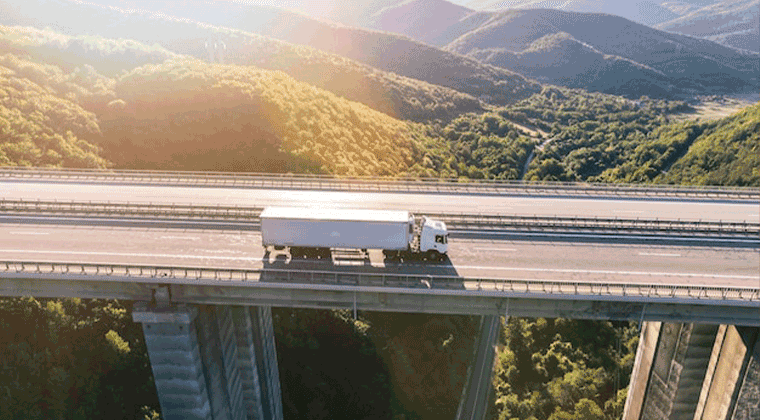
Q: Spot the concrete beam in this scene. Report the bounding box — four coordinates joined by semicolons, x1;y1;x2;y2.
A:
170;284;760;326
1;274;757;325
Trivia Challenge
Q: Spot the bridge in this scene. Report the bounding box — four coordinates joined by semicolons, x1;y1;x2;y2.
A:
1;167;758;420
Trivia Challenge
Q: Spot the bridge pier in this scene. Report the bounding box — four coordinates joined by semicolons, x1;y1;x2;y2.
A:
133;303;283;420
623;321;760;420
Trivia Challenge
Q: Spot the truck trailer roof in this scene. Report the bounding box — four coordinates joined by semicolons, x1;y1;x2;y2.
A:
260;207;411;223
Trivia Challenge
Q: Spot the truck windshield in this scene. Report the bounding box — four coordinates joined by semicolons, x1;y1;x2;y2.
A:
435;235;448;244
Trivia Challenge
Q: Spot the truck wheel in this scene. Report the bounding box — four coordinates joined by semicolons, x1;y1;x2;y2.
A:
319;248;331;259
426;250;440;262
383;250;398;261
290;247;303;259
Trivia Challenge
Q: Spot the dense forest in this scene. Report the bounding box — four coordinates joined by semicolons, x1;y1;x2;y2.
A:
490;318;637;420
0;298;159;419
0;6;758;420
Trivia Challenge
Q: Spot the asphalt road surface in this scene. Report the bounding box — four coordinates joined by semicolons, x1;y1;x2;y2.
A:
3;181;758;223
2;224;756;288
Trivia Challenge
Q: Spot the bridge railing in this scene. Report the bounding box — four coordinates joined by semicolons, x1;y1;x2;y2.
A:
2;199;758;239
2;167;757;200
2;261;758;306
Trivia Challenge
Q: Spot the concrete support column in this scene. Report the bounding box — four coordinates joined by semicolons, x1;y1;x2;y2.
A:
195;306;247;420
624;321;662;420
623;322;760;420
731;326;759;420
249;306;283;420
695;325;759;420
133;304;212;420
134;304;283;420
231;306;283;420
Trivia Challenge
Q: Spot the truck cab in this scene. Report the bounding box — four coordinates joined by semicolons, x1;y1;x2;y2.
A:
418;216;448;258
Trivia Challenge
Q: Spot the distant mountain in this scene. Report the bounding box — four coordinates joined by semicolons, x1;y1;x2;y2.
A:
257;0;405;27
445;8;759;97
660;1;716;15
365;0;473;45
467;32;675;97
464;0;681;26
656;0;759;52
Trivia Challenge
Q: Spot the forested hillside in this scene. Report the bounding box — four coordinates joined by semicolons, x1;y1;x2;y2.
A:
0;0;539;111
0;55;108;168
100;59;434;174
0;26;464;175
0;5;484;123
656;102;760;186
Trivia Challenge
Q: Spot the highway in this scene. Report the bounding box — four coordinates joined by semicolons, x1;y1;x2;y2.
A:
2;180;758;223
2;223;756;288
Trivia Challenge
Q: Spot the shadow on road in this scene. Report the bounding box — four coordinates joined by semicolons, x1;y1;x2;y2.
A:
260;248;464;289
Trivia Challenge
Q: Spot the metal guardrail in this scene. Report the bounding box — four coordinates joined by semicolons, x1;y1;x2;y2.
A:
2;167;758;200
2;199;758;239
434;212;759;238
0;199;263;220
2;261;758;305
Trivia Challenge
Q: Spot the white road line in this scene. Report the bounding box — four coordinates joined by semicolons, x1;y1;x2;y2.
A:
473;247;517;252
159;236;200;240
452;230;760;244
0;249;258;261
639;252;682;257
451;263;758;279
9;231;49;235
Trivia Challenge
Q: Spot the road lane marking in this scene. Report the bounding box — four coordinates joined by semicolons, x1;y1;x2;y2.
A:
639;252;681;257
159;236;200;240
9;231;49;235
451;230;760;245
0;249;259;261
451;263;758;279
473;247;517;252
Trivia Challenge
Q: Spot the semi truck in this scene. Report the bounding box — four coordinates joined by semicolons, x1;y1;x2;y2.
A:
260;207;448;260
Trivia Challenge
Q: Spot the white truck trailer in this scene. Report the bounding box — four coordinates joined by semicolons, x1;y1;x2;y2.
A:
260;207;448;260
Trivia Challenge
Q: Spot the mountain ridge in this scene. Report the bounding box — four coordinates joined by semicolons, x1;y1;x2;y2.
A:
656;0;759;52
444;8;758;97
